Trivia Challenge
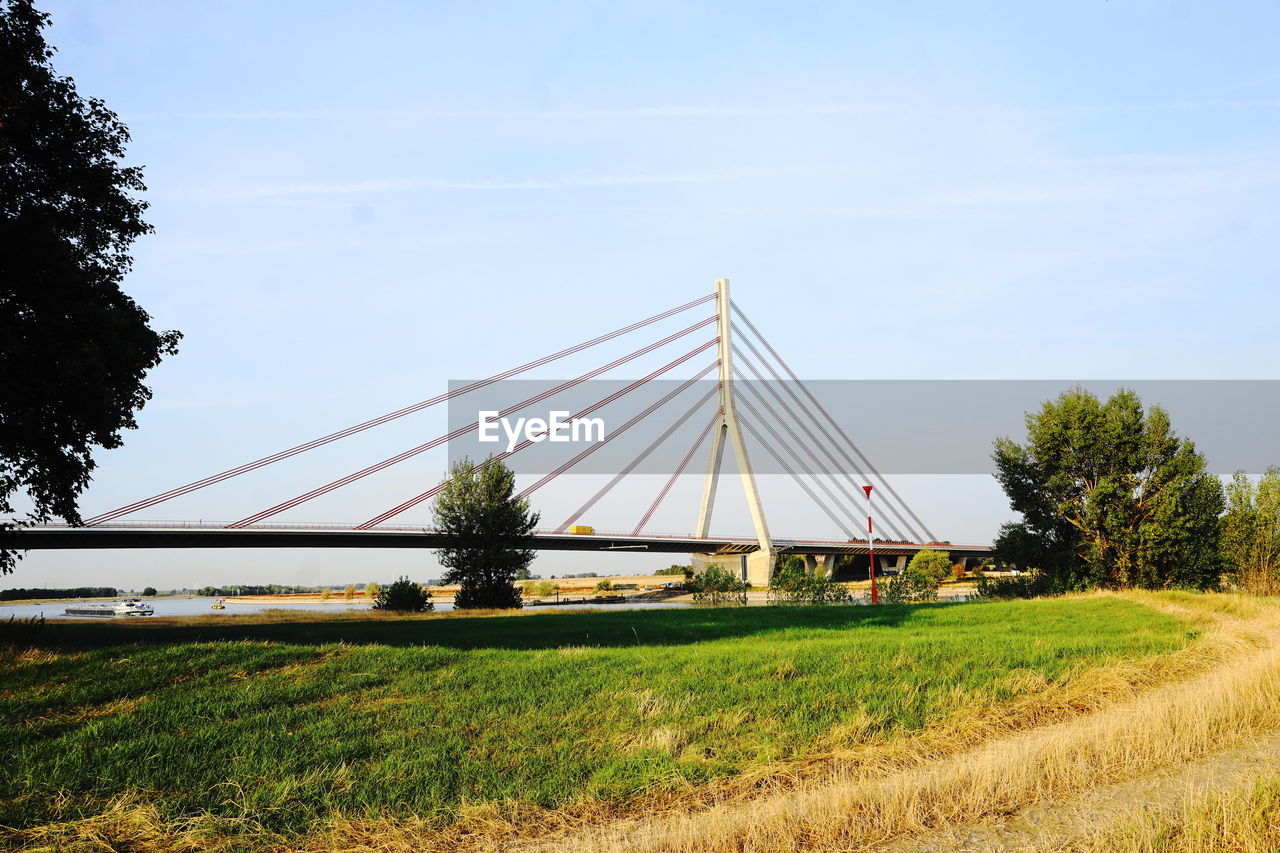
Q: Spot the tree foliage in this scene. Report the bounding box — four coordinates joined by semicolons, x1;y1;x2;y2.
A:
906;548;953;586
768;561;854;604
432;457;538;610
1;1;181;573
0;586;115;601
974;571;1055;600
993;387;1223;591
1222;468;1280;596
690;564;746;604
882;569;939;604
371;576;433;612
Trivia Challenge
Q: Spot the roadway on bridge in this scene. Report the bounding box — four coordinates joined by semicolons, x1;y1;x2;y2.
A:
2;524;995;559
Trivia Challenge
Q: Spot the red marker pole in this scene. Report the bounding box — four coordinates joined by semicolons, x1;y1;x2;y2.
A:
863;485;879;604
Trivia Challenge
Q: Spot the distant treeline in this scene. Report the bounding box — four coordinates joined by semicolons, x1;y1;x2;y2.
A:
1;587;118;601
196;584;332;597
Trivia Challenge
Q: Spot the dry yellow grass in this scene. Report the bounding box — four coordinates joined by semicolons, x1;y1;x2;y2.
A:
1074;771;1280;853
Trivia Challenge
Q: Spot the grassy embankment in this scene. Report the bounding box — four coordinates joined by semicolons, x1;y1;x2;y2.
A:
1;597;1198;850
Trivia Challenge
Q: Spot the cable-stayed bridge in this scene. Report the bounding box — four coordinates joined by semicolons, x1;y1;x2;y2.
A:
4;279;993;585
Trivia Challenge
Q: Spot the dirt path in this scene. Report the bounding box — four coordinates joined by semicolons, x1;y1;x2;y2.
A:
876;730;1280;852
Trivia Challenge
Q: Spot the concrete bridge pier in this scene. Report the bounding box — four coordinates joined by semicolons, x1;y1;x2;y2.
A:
883;554;909;575
691;549;776;588
801;554;839;578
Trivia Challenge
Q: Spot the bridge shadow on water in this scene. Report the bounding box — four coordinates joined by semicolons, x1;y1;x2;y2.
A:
20;604;961;653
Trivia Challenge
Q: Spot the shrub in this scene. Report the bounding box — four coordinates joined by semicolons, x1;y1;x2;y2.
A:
974;571;1058;600
532;580;558;598
320;588;331;600
141;586;157;597
882;569;939;604
343;584;357;601
0;614;46;643
364;581;380;600
907;548;953;586
594;579;614;593
690;565;746;605
769;564;854;605
372;576;434;612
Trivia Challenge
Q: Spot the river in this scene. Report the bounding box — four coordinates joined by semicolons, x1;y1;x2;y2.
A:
0;596;690;619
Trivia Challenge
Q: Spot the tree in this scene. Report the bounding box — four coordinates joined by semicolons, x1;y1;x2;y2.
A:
594;578;614;593
993;387;1223;591
689;565;746;604
768;561;853;605
882;569;939;604
141;586;157;597
432;456;538;609
1222;468;1280;596
0;2;181;574
320;587;331;600
906;548;953;587
371;576;433;612
343;584;357;601
364;581;380;600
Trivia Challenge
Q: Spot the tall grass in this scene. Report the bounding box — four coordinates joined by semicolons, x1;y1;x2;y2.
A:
1080;771;1280;852
1;597;1194;849
491;593;1280;853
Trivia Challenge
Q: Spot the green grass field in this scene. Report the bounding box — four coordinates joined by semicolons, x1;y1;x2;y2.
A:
1;598;1195;837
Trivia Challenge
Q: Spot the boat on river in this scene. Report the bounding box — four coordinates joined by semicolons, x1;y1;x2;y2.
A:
64;597;154;617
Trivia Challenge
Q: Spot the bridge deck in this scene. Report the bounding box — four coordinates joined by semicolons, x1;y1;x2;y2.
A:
2;524;994;558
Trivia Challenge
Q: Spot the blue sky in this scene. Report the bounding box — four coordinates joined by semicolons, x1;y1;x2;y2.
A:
15;0;1280;590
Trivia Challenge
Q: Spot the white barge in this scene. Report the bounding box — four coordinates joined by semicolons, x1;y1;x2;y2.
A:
64;597;154;617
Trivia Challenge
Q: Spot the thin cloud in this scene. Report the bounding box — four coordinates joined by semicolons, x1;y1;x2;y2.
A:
126;99;1280;123
128;104;909;121
930;171;1280;207
168;169;814;200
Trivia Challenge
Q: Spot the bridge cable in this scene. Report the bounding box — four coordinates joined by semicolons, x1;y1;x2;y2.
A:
729;307;937;541
517;375;718;499
732;367;902;540
555;386;718;532
357;358;720;529
730;358;908;541
736;416;862;541
631;413;720;536
733;394;862;539
731;327;924;542
84;294;716;525
227;326;718;527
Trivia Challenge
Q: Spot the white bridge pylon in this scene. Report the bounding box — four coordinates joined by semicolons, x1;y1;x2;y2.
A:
694;278;777;585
